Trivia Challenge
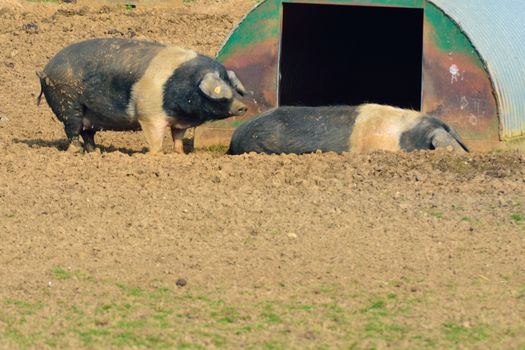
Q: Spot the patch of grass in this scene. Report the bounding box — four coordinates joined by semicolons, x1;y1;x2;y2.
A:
411;335;437;347
361;299;387;315
518;284;525;299
386;279;403;287
198;144;229;153
430;211;444;219
284;303;315;312
112;331;145;347
210;306;240;324
443;322;489;343
116;283;144;297
461;216;482;226
3;328;42;349
356;294;418;344
235;325;253;335
5;299;44;316
44;337;61;347
262;340;287;350
231;120;246;128
153;311;173;329
316;283;339;295
64;304;84;321
95;303;113;314
76;328;111;345
364;320;407;341
511;213;524;224
27;0;59;3
176;343;204;350
148;287;171;300
51;266;73;280
260;310;282;324
124;3;136;11
270;229;281;236
2;281;523;349
116;319;147;330
257;302;283;325
322;302;346;324
195;330;226;347
51;266;90;280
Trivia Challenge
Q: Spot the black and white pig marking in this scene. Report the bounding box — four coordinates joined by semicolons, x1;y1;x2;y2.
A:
37;38;247;154
228;104;469;155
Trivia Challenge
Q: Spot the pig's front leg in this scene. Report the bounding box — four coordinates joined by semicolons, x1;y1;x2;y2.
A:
139;116;167;155
171;127;186;154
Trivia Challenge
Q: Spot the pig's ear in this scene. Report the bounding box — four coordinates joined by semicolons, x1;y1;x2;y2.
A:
430;128;467;152
227;70;246;96
199;72;233;100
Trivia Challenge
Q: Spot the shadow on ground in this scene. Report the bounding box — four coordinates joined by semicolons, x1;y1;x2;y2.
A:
13;138;141;155
12;137;198;155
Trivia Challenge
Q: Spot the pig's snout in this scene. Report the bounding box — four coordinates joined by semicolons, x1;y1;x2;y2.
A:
230;99;248;116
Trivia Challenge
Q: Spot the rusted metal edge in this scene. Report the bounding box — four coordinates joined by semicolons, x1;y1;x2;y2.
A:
215;1;268;57
427;0;502;141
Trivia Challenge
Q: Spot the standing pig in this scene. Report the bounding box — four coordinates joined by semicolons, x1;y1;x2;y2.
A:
37;38;247;154
228;104;469;155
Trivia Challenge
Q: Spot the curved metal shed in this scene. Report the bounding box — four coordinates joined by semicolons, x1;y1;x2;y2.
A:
196;0;525;151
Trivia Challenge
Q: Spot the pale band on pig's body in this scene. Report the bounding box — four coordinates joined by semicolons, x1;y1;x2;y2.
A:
37;38;247;154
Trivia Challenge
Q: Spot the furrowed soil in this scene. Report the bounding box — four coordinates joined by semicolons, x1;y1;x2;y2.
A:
1;1;525;349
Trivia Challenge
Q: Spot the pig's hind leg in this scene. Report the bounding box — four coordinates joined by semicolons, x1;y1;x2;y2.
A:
61;106;85;153
80;129;97;153
62;102;102;154
42;86;85;153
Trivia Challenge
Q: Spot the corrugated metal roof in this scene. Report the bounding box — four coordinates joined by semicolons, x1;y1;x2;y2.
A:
430;0;525;139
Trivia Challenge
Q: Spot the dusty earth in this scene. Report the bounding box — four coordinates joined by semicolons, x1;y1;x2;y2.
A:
1;1;525;349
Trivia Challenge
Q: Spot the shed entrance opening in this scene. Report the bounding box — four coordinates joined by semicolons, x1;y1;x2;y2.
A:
278;3;424;110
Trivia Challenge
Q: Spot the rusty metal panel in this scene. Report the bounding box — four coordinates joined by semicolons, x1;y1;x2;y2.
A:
430;0;525;140
420;2;499;148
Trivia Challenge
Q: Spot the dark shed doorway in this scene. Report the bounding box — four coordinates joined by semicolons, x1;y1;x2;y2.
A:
278;3;424;110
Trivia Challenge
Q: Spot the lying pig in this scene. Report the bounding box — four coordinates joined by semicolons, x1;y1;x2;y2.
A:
37;38;247;154
228;104;469;155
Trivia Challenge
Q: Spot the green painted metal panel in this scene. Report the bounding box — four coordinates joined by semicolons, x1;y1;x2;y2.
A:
217;0;281;61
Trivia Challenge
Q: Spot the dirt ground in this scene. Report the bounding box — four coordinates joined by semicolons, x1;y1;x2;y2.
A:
1;1;525;349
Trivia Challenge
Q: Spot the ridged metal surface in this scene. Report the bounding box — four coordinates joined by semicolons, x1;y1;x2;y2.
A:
430;0;525;139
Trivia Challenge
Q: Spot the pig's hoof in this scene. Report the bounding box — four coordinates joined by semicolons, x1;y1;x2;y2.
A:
67;140;84;154
86;148;101;155
147;150;163;156
83;144;97;153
